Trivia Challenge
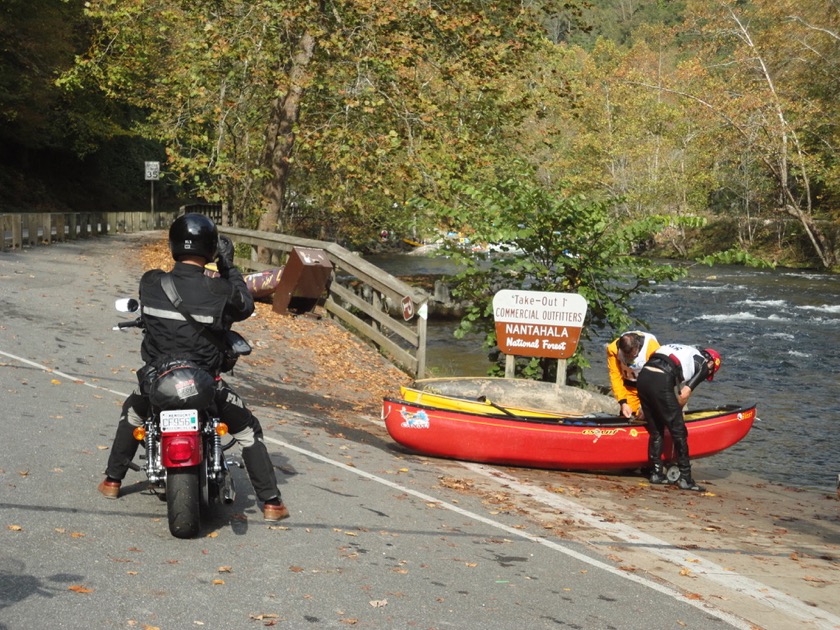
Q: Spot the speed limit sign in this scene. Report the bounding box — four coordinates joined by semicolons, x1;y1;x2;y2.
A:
145;161;160;181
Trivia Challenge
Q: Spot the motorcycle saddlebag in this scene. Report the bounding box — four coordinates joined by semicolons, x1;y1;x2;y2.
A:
149;360;216;410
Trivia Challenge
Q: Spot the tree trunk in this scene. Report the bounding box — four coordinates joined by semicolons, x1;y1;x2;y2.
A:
783;202;835;269
256;32;315;262
725;5;835;269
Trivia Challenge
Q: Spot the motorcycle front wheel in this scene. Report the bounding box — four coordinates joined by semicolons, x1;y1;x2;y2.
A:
167;466;200;538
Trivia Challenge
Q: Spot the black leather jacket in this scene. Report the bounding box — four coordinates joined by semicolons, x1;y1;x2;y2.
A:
138;262;254;373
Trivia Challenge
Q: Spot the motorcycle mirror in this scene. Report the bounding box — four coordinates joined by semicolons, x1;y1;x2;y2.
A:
115;298;140;313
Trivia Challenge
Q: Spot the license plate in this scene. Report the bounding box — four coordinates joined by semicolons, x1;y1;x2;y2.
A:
160;409;199;433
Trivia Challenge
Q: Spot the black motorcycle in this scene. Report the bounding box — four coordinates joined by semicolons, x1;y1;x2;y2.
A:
114;298;239;538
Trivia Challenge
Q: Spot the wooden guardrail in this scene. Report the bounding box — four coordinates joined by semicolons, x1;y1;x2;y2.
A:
0;211;178;250
219;226;430;378
0;211;430;378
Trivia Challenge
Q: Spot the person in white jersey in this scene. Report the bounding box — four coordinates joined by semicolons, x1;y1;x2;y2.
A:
636;344;722;491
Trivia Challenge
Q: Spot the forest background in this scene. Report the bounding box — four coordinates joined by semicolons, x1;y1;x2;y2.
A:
1;0;838;273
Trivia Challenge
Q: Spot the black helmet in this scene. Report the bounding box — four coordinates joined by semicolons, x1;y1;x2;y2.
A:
169;213;218;261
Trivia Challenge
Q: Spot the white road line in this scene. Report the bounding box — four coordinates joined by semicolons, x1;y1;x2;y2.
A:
6;351;834;629
0;350;129;397
262;432;751;630
462;463;840;630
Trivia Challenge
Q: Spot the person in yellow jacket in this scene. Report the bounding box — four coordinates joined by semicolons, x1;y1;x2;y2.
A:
606;331;660;419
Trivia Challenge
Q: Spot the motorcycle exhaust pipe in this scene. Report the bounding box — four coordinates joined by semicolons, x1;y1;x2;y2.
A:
221;474;236;504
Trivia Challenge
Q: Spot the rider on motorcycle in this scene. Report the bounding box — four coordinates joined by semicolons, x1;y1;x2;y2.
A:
98;213;290;521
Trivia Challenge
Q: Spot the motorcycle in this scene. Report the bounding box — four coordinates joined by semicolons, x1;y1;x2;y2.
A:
114;298;239;538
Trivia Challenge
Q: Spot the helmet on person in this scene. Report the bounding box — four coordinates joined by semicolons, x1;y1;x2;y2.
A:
169;213;218;261
702;348;722;380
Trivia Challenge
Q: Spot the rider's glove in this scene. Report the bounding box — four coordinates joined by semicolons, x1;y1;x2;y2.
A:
217;236;235;274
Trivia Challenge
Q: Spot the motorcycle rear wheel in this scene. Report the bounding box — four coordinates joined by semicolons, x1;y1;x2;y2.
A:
167;466;200;538
199;456;212;508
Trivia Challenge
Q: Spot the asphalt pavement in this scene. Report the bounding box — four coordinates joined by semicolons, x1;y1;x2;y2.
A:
1;235;837;630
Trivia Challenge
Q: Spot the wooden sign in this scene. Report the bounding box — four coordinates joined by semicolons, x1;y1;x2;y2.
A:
492;290;587;359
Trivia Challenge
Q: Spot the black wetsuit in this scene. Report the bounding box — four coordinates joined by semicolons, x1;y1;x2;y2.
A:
636;345;711;478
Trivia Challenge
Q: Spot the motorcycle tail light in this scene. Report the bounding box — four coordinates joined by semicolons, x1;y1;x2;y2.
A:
215;422;229;436
133;427;146;441
167;438;195;462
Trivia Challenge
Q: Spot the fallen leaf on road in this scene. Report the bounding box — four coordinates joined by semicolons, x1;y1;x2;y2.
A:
68;585;93;593
803;576;830;584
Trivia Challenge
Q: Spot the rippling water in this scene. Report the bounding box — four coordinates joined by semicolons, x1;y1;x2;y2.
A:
367;254;840;492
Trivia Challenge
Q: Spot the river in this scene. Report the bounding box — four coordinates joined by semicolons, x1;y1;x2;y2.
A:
367;253;840;493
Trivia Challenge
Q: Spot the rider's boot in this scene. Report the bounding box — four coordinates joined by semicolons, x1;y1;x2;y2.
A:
649;463;667;485
676;477;706;492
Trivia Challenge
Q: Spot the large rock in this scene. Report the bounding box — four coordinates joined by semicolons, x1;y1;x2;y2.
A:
413;377;616;416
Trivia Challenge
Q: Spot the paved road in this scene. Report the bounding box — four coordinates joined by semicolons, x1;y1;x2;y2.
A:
1;236;836;630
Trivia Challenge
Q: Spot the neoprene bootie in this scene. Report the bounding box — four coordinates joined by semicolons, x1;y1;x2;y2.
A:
676;477;705;492
649;465;667;485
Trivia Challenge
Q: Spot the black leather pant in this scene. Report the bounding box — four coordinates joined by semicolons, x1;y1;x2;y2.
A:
636;367;692;478
104;380;281;502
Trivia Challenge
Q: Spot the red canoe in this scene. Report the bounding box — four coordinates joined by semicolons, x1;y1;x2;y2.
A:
382;397;756;471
